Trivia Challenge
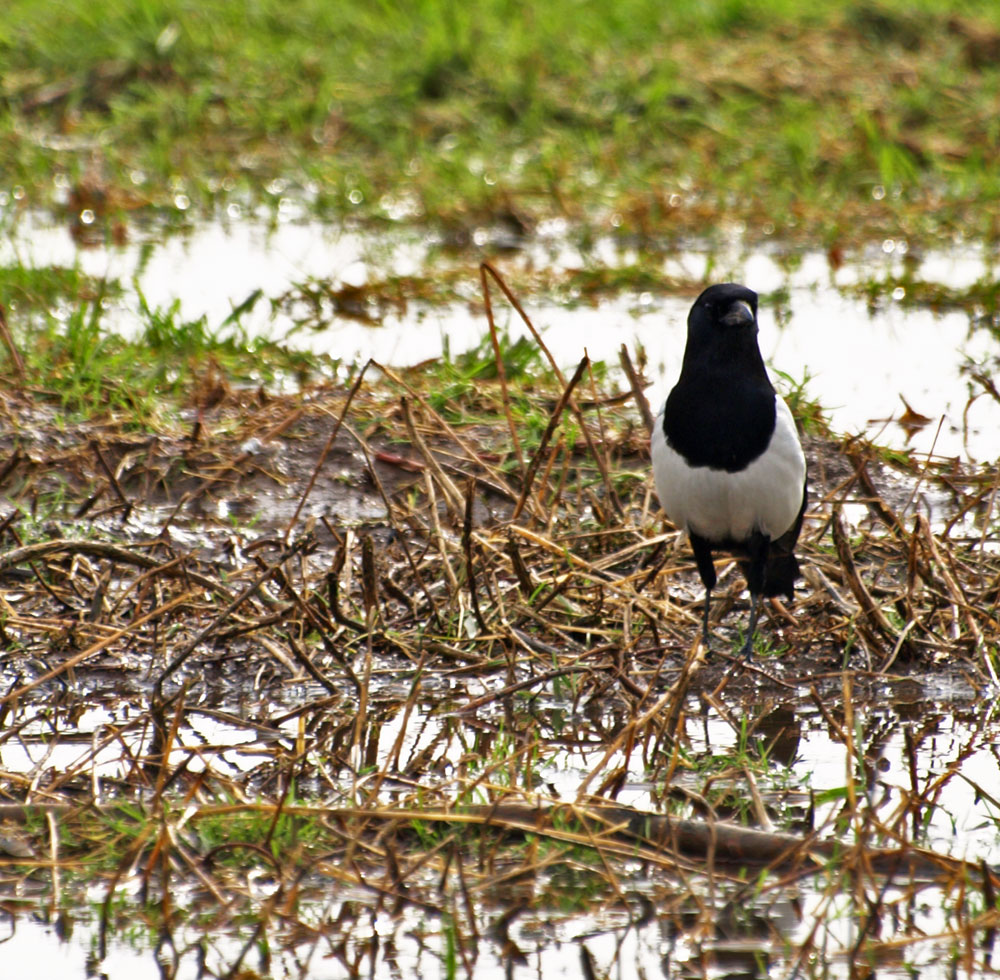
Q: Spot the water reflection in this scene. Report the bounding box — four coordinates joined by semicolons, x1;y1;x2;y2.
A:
1;670;997;978
2;215;998;460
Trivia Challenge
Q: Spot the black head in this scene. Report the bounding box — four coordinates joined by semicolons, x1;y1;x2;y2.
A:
665;282;776;470
690;282;758;333
680;282;765;375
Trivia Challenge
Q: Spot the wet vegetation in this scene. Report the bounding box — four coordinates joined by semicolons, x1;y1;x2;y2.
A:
2;0;1000;251
1;266;1000;977
3;1;1000;977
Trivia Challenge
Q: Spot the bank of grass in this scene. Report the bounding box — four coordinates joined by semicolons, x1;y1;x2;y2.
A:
0;265;333;424
3;0;1000;250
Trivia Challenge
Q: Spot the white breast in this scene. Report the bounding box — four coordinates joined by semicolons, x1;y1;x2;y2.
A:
650;397;805;543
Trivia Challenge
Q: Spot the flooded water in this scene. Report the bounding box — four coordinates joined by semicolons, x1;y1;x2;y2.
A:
4;213;999;461
1;667;997;979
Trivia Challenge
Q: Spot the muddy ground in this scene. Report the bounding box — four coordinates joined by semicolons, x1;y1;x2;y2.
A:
1;364;992;714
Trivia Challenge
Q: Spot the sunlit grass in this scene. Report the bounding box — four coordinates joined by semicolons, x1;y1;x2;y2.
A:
1;265;333;423
2;0;1000;247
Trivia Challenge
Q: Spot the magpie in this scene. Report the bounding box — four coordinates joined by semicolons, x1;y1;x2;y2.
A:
650;283;807;657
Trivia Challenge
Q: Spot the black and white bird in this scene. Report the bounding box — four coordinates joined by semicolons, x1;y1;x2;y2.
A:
650;283;807;657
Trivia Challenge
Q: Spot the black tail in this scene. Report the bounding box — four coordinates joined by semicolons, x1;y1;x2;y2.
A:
763;550;801;598
736;543;800;599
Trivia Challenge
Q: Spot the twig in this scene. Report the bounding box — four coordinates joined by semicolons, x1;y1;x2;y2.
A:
0;591;197;707
619;344;654;433
463;477;487;632
480;261;525;473
153;540;306;701
285;359;370;538
374;359;521;506
402;395;463;519
480;261;624;519
0;304;25;381
512;355;589;521
831;505;903;657
0;538;227;596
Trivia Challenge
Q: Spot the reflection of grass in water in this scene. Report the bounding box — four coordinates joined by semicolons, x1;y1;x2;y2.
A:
3;0;1000;247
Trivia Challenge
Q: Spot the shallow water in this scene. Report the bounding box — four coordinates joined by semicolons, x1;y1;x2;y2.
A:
4;214;999;461
2;675;998;979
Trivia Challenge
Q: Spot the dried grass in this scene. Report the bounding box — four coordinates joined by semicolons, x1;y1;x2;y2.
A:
0;267;998;975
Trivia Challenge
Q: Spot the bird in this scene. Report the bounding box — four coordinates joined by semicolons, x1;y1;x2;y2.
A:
650;283;807;658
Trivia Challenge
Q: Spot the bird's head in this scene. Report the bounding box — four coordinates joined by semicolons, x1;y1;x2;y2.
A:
681;283;764;372
690;282;758;333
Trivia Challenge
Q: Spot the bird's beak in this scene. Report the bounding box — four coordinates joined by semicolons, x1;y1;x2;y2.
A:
721;300;755;327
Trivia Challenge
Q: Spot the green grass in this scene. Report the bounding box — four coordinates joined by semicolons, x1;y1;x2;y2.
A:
774;368;830;437
3;0;1000;249
0;263;112;309
3;269;331;424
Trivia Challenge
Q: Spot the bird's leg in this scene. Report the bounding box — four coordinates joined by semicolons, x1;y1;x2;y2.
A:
689;534;717;648
741;591;763;660
701;586;712;645
740;531;771;660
